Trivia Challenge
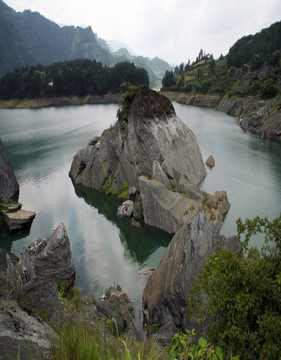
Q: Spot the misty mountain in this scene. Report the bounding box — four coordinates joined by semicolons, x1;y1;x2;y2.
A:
0;1;172;87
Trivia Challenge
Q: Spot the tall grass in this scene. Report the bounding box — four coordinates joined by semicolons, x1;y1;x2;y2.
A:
51;319;166;360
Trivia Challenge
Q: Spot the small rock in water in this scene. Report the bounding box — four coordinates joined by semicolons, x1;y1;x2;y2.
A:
117;200;134;217
205;155;215;168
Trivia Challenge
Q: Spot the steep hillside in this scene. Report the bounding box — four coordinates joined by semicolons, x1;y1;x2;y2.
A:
161;22;281;139
227;21;281;68
0;1;172;87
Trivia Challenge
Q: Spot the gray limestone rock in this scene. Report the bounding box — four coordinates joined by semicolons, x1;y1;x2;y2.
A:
0;138;19;198
139;176;199;234
6;223;75;318
69;86;206;192
20;223;75;284
152;160;170;185
0;299;55;359
139;177;229;235
117;200;134;217
2;209;36;232
142;212;240;330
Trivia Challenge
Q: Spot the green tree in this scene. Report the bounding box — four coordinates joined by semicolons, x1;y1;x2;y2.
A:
189;214;281;360
162;70;175;89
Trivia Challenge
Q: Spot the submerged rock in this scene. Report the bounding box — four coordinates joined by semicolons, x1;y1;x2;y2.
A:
70;85;206;192
0;138;19;198
142;212;240;333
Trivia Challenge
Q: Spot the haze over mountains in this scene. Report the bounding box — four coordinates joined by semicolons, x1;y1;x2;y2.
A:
0;0;172;87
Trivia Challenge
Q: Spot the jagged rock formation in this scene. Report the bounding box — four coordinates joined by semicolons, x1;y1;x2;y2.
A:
0;224;75;358
142;212;240;335
0;138;19;198
70;85;207;192
6;223;76;318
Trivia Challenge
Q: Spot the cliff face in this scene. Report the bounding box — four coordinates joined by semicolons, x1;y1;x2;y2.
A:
70;86;207;191
0;138;19;198
218;96;281;140
142;212;240;332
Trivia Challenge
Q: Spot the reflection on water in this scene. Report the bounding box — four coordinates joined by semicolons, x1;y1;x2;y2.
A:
74;184;171;265
0;103;280;303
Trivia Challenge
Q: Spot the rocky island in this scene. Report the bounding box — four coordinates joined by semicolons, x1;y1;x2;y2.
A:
69;84;239;343
70;85;230;233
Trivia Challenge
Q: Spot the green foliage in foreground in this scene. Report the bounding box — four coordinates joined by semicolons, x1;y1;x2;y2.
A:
189;214;281;360
51;319;232;360
169;329;238;360
51;320;166;360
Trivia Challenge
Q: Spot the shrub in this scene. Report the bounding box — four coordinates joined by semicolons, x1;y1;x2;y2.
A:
189;214;281;360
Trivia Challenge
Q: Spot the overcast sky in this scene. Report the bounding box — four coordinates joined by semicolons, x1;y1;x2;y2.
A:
4;0;281;65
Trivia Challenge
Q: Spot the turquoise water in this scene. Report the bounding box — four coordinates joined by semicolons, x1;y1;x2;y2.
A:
0;103;280;304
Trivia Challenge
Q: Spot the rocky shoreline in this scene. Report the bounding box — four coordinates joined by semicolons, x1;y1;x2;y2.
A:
162;91;281;141
0;86;240;357
0;93;121;109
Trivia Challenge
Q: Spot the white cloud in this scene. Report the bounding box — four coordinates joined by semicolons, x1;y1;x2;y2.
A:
4;0;281;64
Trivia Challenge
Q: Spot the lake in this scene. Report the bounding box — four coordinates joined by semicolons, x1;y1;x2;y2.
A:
0;102;280;306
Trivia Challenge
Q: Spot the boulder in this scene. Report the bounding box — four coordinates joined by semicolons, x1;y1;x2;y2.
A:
70;86;206;192
117;200;134;217
0;138;19;198
94;286;139;338
205;155;215;168
107;286;139;339
2;209;36;232
19;223;75;284
139;176;230;235
226;98;243;116
139;176;201;235
6;223;75;318
0;299;55;359
142;212;240;331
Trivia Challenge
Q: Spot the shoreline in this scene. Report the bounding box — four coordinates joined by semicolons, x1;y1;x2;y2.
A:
0;93;121;109
162;91;281;141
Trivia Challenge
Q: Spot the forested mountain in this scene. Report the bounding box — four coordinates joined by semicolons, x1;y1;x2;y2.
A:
162;21;281;100
0;1;172;86
0;59;149;99
227;21;281;68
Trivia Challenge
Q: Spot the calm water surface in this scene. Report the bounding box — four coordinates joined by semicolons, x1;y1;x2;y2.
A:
0;103;280;305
